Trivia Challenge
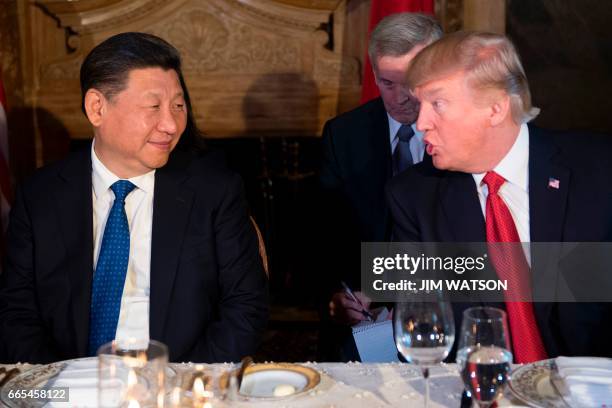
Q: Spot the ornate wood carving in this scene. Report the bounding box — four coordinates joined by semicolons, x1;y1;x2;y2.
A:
25;0;359;140
36;0;168;34
435;0;506;34
7;0;508;173
150;7;302;74
435;0;464;33
0;1;22;101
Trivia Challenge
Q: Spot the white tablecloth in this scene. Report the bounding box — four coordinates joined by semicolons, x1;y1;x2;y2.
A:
1;362;526;407
231;362;466;407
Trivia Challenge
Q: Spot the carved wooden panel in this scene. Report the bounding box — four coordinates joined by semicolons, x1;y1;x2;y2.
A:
25;0;359;140
435;0;464;33
0;2;22;101
7;0;505;170
0;0;41;182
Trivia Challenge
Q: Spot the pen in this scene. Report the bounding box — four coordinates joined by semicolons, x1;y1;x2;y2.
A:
340;281;374;321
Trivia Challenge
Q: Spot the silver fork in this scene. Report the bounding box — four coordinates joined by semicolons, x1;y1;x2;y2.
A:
549;360;573;408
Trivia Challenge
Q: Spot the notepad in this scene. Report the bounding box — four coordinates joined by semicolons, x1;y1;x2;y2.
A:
352;308;400;362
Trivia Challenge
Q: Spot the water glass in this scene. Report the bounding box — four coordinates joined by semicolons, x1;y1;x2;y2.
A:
98;339;168;408
457;307;512;407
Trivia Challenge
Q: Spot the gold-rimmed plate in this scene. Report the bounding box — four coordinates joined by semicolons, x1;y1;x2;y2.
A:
508;359;567;408
237;363;320;399
0;360;69;408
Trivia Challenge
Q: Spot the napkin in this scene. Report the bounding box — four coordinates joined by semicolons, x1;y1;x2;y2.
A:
43;358;99;407
43;358;126;408
554;356;612;407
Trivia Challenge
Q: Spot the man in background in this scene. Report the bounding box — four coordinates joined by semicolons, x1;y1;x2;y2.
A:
318;13;442;361
387;31;612;361
0;32;268;363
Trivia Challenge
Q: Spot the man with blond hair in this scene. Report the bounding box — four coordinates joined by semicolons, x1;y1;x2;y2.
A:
318;13;442;361
387;31;612;361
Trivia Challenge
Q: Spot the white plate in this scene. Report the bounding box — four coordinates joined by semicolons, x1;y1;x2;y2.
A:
508;359;567;408
238;363;320;399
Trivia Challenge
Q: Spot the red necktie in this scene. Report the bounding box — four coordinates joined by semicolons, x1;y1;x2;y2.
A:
483;171;548;363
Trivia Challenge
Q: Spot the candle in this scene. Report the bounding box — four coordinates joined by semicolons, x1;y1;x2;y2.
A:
125;368;148;402
170;387;182;408
193;376;205;395
157;390;165;408
128;369;138;388
127;400;140;408
192;376;205;408
192;375;216;408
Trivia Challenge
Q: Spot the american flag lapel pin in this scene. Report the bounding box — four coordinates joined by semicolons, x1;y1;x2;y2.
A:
548;177;560;189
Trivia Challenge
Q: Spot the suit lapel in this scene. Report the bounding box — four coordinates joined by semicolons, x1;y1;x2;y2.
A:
367;98;393;238
55;149;94;356
368;98;392;181
440;172;486;241
149;153;194;342
440;171;504;306
528;126;569;297
529;126;570;243
528;127;570;351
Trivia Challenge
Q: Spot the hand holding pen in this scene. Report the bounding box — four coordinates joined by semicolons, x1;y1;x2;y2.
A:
329;282;374;325
340;281;374;322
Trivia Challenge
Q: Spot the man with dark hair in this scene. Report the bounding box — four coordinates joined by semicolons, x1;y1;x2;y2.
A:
318;13;442;361
0;32;268;363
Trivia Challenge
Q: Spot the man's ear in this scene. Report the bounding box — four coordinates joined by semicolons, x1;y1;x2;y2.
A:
489;93;511;127
84;89;106;127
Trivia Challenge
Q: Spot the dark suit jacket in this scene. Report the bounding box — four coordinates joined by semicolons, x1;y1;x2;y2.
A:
319;97;393;289
317;98;393;361
0;147;269;364
386;125;612;358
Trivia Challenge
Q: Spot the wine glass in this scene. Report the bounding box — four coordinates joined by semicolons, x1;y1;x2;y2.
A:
394;291;455;408
456;307;512;407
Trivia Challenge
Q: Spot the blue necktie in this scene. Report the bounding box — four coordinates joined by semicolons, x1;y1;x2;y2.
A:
392;125;415;175
88;180;136;355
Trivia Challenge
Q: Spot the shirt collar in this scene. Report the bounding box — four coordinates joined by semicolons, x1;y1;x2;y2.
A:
472;123;529;191
387;114;424;145
91;139;155;199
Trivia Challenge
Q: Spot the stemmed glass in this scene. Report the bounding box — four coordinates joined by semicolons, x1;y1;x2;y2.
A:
456;307;512;407
394;290;455;408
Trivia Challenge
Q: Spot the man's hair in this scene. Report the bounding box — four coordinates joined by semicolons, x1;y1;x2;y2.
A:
406;31;539;124
368;13;442;67
80;32;204;151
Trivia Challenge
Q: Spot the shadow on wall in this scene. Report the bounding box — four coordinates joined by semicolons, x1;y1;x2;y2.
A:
242;73;320;139
507;0;612;134
239;73;323;305
9;107;71;183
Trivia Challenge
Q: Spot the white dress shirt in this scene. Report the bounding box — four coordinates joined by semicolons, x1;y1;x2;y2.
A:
91;142;154;348
388;114;425;163
472;124;531;261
